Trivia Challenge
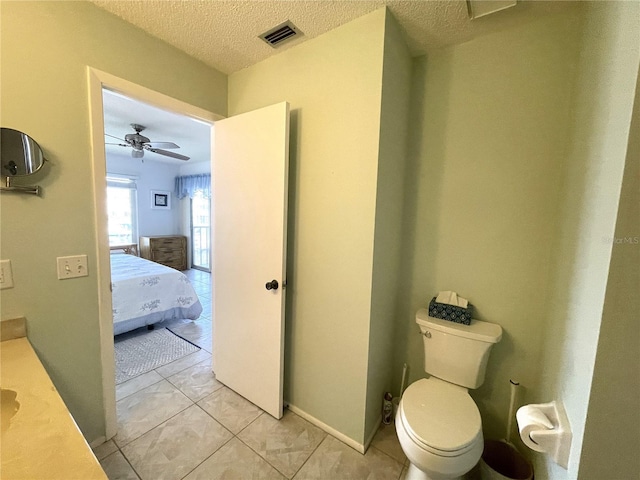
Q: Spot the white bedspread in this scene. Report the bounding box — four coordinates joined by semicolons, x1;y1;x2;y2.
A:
111;254;203;335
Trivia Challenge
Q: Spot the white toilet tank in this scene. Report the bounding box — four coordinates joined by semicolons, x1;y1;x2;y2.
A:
416;308;502;389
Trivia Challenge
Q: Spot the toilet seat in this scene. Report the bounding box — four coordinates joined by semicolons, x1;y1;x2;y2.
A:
399;378;482;457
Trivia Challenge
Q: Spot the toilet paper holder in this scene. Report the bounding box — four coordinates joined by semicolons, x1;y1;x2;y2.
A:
516;400;572;469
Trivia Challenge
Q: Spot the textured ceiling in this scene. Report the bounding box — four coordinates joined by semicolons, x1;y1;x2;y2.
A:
96;0;578;166
90;0;575;75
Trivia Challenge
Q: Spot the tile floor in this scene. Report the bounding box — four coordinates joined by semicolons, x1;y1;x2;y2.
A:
95;269;410;480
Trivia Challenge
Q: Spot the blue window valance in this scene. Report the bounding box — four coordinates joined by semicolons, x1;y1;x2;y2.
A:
175;174;211;199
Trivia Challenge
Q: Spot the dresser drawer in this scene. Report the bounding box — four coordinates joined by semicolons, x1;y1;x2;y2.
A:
150;237;184;249
157;258;186;270
151;249;185;264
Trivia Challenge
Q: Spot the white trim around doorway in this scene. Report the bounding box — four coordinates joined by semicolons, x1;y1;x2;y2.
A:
86;66;222;441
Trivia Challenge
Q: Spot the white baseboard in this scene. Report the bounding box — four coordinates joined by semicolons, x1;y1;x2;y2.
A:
89;435;107;449
287;404;368;454
364;415;382;451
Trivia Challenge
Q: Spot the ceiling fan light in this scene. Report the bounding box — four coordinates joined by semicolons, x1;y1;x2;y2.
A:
131;149;144;158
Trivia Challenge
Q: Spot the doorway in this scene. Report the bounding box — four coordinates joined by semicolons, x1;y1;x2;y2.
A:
88;67;221;440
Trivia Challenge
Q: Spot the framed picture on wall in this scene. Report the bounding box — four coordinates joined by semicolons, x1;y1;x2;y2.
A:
151;190;171;210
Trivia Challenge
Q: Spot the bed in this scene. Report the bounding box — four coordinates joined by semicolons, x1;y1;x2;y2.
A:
110;252;203;335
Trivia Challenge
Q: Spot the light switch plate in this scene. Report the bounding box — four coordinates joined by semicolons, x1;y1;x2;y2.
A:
0;260;14;289
57;255;88;280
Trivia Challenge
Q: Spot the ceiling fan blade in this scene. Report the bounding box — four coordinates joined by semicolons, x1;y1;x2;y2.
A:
105;133;126;142
146;142;180;149
105;142;129;147
147;148;190;161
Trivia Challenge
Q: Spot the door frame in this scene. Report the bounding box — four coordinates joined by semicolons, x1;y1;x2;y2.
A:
87;67;222;441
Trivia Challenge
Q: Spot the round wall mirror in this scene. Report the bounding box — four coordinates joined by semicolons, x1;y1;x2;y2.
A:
1;128;46;177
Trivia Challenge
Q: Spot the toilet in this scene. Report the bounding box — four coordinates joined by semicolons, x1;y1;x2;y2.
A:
396;308;502;480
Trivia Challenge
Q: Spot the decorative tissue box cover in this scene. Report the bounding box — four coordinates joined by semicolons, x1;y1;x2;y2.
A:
428;297;473;325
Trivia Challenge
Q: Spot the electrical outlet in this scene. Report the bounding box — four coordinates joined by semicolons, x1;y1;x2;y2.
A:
56;255;88;280
0;260;14;289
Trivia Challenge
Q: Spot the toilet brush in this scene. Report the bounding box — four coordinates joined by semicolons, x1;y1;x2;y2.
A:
399;363;408;397
390;363;408;422
505;379;520;445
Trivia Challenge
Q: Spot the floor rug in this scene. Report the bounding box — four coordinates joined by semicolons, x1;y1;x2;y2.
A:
115;328;200;384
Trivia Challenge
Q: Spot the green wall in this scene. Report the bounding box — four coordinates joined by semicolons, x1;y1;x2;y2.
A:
365;12;412;440
395;6;639;475
535;2;640;477
0;1;226;441
394;8;584;442
229;9;391;444
579;69;640;480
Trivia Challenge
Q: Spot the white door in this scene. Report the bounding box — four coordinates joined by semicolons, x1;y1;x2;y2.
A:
213;102;289;419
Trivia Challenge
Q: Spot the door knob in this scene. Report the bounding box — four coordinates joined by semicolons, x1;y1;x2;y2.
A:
265;280;279;291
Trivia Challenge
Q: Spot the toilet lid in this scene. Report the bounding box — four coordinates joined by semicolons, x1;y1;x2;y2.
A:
401;378;481;453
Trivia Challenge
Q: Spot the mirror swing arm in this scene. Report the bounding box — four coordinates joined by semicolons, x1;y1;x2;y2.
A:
1;176;41;196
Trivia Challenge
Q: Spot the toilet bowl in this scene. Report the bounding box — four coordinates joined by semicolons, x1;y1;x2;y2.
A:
395;310;502;480
396;378;483;480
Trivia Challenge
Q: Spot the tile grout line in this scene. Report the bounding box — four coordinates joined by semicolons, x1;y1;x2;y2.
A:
177;436;235;480
112;357;202;452
290;431;329;480
115;385;195;450
175;403;237;480
120;447;141;480
100;447;141;480
115;339;214;444
227;410;310;480
233;430;292;480
367;442;406;475
114;376;232;479
115;373;165;402
155;350;213;380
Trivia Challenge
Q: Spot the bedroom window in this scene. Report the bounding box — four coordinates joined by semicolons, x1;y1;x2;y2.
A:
106;175;138;246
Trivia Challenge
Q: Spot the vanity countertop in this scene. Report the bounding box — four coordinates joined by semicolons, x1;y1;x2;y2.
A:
1;336;107;479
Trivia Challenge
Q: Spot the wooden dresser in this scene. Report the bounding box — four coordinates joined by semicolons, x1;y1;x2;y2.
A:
139;235;187;271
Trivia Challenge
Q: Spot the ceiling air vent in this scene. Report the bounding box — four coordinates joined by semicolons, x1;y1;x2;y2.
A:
259;21;302;48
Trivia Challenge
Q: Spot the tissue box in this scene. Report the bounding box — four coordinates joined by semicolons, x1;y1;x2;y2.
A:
428;297;474;325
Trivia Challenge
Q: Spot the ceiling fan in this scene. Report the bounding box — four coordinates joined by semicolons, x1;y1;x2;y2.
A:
105;124;190;161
